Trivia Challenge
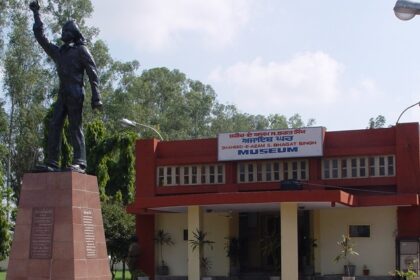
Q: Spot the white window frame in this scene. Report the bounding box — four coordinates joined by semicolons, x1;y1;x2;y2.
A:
237;159;309;183
157;164;225;186
322;155;396;179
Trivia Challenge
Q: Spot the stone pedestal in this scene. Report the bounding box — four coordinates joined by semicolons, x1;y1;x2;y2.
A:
6;172;111;280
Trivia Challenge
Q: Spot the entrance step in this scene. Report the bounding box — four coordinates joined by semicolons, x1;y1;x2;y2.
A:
239;272;271;280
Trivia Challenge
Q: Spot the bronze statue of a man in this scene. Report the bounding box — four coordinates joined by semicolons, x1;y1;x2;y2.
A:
30;1;102;173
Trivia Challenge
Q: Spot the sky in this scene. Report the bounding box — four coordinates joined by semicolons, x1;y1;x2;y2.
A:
88;0;415;131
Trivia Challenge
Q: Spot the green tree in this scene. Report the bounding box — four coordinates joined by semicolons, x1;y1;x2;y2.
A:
288;113;316;128
107;67;218;140
368;115;386;129
210;104;255;133
44;0;98;40
101;66;317;141
0;203;11;261
85;119;136;203
267;114;288;129
210;106;315;135
102;199;135;279
0;107;11;261
3;4;48;198
0;0;9;55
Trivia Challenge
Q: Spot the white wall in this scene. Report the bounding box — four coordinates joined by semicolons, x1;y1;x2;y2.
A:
155;213;188;276
317;206;397;276
155;212;230;276
203;213;230;276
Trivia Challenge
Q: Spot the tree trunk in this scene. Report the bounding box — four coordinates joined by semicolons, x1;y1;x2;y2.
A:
122;261;126;280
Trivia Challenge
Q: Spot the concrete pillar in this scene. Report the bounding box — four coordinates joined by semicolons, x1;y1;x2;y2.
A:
281;203;299;280
137;214;155;279
188;206;202;279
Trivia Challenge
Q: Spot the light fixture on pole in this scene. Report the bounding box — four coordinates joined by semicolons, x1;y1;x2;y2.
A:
120;118;164;141
394;0;420;20
396;101;420;124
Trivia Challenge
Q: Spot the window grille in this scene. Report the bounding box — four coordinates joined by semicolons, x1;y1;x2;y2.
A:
322;155;396;179
157;164;225;186
237;159;309;183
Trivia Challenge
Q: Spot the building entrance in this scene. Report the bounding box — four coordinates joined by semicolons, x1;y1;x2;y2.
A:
238;210;315;278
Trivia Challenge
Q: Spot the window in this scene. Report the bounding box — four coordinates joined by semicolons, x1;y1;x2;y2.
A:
332;159;339;178
379;157;385;176
359;158;366;177
158;168;164;186
292;161;298;179
273;162;280;181
257;163;263;181
217;165;224;183
167;168;173;185
209;166;215;183
300;161;307;179
324;160;330;179
157;164;225;186
341;159;348;178
351;158;358;177
183;167;189;184
175;167;180;184
322;155;395;179
283;162;289;180
237;159;309;183
265;163;272;181
239;164;245;182
191;166;197;184
248;164;254;182
398;240;420;274
201;166;207;184
387;156;395;176
349;225;370;237
369;157;375;176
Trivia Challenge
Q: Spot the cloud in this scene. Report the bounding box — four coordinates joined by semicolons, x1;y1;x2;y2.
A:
90;0;253;52
347;78;380;101
208;52;345;114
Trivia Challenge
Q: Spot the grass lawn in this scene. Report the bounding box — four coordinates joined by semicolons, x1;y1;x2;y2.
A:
114;270;132;280
0;270;130;280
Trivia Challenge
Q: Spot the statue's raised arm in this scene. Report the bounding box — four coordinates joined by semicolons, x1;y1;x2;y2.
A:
29;1;60;61
29;0;40;13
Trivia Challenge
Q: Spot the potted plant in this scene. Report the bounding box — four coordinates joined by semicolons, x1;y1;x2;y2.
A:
154;229;175;275
201;257;213;280
260;231;281;280
225;237;241;278
132;269;149;280
189;229;215;280
390;261;418;280
363;265;370;276
334;234;359;280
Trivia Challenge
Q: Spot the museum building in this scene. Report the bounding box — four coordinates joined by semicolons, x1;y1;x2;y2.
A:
127;122;420;280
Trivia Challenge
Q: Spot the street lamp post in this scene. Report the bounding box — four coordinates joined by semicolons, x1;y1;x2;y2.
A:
393;2;420;124
120;118;164;141
394;0;420;20
396;101;420;124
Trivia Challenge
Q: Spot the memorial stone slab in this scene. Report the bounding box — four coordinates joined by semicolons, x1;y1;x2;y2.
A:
6;172;111;280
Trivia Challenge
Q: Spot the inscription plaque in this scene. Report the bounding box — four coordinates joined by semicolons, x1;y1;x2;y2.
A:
30;207;54;259
82;209;97;258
